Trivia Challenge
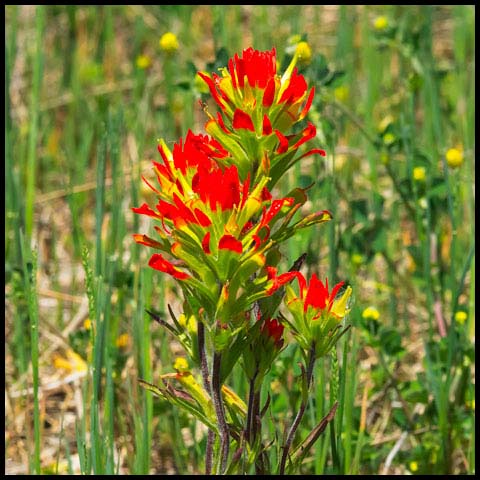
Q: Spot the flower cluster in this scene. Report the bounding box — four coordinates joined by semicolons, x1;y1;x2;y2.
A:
132;46;352;475
198;47;326;185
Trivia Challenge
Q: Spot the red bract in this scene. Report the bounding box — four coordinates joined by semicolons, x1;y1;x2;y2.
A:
229;47;277;89
172;130;229;174
193;165;241;212
218;235;243;253
148;253;190;280
261;318;284;348
295;273;345;314
232;109;255;132
199;47;312;115
153;130;230;190
266;266;299;295
279;68;308;104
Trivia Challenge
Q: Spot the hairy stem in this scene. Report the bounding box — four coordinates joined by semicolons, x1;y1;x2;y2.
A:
279;343;316;475
212;352;229;474
253;390;266;475
197;322;213;474
245;372;258;444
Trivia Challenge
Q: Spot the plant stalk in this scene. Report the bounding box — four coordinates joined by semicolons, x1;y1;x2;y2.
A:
279;343;316;474
212;352;229;474
198;322;214;475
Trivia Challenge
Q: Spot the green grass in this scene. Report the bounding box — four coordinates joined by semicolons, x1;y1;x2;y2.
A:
5;5;475;475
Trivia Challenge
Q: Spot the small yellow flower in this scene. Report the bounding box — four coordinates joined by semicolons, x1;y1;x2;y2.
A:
159;32;179;53
53;350;87;373
116;333;130;349
455;311;467;324
334;85;349;102
295;41;312;65
362;306;380;321
445;147;463;168
413;166;426;182
406;253;416;273
174;357;189;373
374;16;388;31
53;356;73;372
409;461;419;472
351;253;364;266
136;54;152;69
466;399;475;410
383;132;396;145
83;318;92;330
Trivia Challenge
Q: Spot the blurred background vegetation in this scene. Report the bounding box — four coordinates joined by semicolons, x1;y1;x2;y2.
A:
5;5;475;475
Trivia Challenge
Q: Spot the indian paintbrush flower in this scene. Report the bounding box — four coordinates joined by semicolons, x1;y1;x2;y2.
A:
197;47;326;184
132;129;307;331
132;47;351;475
284;273;352;358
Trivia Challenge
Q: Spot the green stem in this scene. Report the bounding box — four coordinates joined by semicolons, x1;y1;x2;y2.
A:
212;352;229;474
25;6;45;242
197;322;214;475
279;343;316;475
245;371;258;445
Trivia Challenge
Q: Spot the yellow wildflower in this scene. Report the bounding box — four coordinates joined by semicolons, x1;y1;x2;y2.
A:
174;357;189;373
334;85;349;102
159;32;179;53
413;166;426;181
136;54;152;69
295;41;312;65
351;253;364;266
445;147;463;168
383;132;396;145
362;306;380;321
53;350;87;373
83;318;92;330
116;333;130;349
455;311;467;324
374;16;388;30
409;461;418;472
